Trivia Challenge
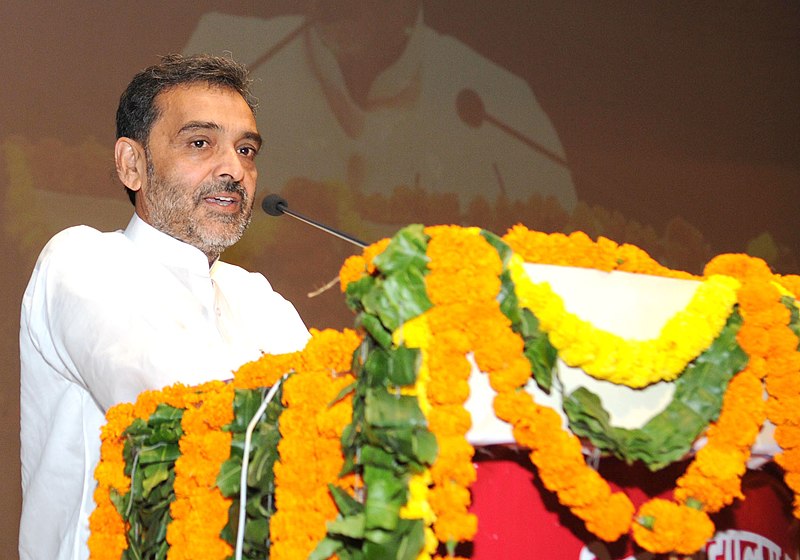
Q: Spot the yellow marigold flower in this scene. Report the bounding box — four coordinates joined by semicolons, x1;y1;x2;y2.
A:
394;314;432;348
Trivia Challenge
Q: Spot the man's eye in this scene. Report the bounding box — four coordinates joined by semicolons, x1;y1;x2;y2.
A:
191;139;208;148
238;146;258;157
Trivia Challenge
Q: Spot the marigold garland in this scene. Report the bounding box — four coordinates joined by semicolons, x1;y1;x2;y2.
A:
269;329;359;560
502;226;696;279
511;263;739;388
166;381;235;560
704;255;800;516
92;225;800;559
89;380;232;560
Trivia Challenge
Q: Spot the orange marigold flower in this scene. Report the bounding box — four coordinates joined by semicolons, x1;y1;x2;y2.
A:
704;253;772;280
427;405;472;435
492;390;536;424
775;425;800;450
633;499;714;555
575;492;635;542
777;274;800;298
301;328;361;372
426;269;501;306
364;237;392;273
339;254;367;291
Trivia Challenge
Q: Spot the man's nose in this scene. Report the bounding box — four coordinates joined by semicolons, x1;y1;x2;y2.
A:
215;146;246;183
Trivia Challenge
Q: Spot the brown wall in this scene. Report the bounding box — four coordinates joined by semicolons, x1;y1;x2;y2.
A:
2;1;798;555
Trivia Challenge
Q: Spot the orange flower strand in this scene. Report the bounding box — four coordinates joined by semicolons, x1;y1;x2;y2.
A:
269;330;358;560
502;225;696;279
413;226;502;547
339;237;392;291
166;383;235;560
632;499;714;555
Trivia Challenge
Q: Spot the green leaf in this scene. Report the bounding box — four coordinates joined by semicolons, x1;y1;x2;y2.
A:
244;517;269;543
346;275;377;312
216;458;242;497
412;430;438;465
524;331;557;392
365;389;427;429
329;484;363;516
480;230;512;265
365;346;420;387
362;445;398;469
330;381;356;406
147;404;184;425
783;296;800;344
310;537;345;560
360;313;393;349
563;310;748;470
363;467;405;531
137;442;181;465
371;225;429;275
226;388;265;433
497;270;522;324
141;463;170;499
327;512;367;538
362;270;431;332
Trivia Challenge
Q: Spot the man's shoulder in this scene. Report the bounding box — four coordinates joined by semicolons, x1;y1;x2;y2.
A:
38;225;125;263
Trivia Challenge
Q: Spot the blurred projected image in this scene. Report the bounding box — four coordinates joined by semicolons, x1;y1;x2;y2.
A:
184;0;576;228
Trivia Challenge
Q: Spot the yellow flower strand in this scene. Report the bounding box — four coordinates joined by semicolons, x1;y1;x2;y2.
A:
395;315;438;559
511;258;740;388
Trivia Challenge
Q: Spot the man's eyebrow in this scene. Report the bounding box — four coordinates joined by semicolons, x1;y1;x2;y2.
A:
242;131;263;150
177;121;221;134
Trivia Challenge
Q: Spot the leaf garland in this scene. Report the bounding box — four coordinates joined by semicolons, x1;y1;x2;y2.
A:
217;387;286;559
316;225;437;560
562;310;748;470
120;404;183;560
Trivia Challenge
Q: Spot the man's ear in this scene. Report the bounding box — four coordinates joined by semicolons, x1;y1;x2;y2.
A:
114;138;146;192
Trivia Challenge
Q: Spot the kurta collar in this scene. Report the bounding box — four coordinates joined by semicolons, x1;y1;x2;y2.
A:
123;213;213;277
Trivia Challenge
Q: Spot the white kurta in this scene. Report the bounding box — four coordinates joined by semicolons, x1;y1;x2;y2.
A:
19;214;310;560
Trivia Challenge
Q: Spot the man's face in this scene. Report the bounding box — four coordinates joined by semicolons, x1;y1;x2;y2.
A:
136;83;261;261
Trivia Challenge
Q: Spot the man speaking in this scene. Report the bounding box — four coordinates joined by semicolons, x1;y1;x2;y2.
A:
19;54;309;560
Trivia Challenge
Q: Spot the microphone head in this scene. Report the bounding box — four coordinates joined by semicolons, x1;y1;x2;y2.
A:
261;194;288;216
456;88;485;128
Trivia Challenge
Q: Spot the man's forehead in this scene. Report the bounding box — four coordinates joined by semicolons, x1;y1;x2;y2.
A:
153;83;257;132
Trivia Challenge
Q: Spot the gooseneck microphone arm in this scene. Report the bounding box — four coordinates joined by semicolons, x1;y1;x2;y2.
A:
261;194;368;249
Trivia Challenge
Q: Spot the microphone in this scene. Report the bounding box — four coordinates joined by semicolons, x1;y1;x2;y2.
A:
456;88;569;169
261;194;368;248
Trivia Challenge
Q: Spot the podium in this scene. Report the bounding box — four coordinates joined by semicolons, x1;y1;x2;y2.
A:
88;225;800;560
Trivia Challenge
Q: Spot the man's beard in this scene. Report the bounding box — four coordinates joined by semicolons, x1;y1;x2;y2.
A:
144;155;252;261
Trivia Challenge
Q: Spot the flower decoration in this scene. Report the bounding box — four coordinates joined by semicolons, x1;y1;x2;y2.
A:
92;225;800;560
